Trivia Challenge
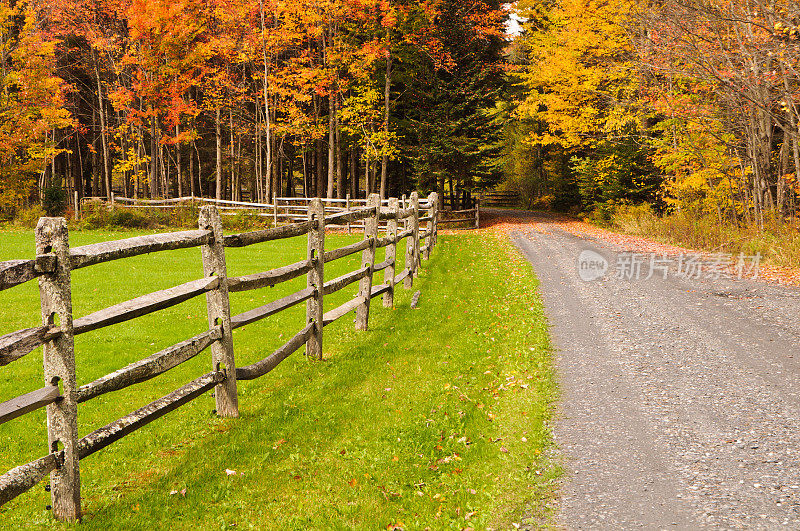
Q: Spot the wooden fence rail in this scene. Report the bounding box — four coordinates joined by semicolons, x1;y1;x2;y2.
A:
0;192;439;522
81;194;442;231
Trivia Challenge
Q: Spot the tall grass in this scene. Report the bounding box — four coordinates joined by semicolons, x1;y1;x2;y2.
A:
608;204;800;268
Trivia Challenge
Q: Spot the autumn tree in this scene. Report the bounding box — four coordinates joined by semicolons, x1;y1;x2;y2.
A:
0;1;72;216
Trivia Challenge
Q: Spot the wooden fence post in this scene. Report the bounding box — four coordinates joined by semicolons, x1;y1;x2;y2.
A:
403;194;414;289
410;191;421;278
198;206;239;418
306;198;324;359
273;195;278;226
35;217;80;521
475;196;480;229
433;192;441;247
425;192;437;260
356;194;380;330
346;193;351;235
383;197;399;308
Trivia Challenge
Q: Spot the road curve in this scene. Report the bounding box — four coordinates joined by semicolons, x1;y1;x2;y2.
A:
503;210;800;529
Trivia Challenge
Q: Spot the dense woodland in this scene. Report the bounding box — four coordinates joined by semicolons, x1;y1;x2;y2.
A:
0;0;506;218
506;0;800;228
4;0;800;228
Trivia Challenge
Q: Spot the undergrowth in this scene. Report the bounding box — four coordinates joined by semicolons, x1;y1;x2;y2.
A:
604;203;800;268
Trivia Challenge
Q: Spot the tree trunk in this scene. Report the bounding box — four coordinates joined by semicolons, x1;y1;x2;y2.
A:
176;122;183;198
150;118;159;198
350;146;358;199
260;0;273;203
92;110;99;197
316;140;325;197
230;108;236;201
195;141;203;197
336;111;344;198
256;107;262;202
94;55;112;200
380;53;392;200
216;108;222;200
189;138;195;197
327;92;336;198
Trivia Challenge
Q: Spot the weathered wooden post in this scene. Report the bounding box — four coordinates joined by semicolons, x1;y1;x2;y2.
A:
346;193;352;235
410;191;421;278
198;206;239;417
306;198;324;359
403;195;414;289
356;194;380;330
475;196;480;229
35;217;80;521
423;192;435;260
433;192;439;247
273;195;278;226
383;197;399;308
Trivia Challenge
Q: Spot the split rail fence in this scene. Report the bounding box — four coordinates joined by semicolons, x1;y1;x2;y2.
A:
0;191;439;521
79;193;478;229
480;190;521;208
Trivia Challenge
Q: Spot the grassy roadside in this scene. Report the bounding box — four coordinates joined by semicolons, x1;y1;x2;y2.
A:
605;205;800;269
0;229;558;529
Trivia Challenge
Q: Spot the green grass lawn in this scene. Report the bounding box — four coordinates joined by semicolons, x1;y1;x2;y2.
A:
0;227;558;529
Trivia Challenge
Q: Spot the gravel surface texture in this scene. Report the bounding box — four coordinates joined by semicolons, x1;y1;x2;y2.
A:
497;209;800;530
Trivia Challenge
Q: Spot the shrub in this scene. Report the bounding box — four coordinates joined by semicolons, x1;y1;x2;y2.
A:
13;203;45;228
221;209;270;232
79;206;153;230
42;186;67;217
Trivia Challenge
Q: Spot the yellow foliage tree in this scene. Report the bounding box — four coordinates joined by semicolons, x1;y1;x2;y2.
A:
517;0;642;149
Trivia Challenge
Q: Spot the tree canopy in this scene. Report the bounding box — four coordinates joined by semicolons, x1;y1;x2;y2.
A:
0;0;508;217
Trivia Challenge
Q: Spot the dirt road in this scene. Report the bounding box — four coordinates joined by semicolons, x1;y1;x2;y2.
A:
502;210;800;529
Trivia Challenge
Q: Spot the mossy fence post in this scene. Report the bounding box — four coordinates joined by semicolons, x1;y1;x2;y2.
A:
356;194;380;330
36;218;81;521
199;206;239;417
383;197;399;308
306;198;325;359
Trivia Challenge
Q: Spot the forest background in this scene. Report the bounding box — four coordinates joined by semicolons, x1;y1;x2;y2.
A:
0;0;506;219
3;0;800;263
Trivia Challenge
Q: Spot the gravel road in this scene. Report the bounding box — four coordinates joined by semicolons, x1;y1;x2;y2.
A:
505;210;800;529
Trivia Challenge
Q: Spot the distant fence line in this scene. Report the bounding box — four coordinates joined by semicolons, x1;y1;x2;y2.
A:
0;191;439;522
75;193;478;230
480;190;521;208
